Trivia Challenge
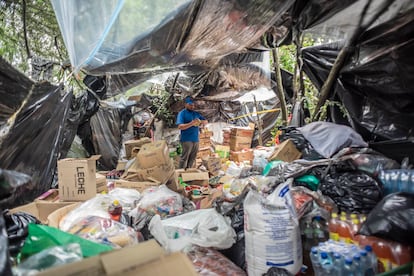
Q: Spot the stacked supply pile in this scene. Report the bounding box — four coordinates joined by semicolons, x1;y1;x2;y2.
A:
229;125;254;164
197;129;213;161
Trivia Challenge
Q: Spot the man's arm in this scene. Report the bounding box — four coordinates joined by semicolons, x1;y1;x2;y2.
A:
178;120;195;130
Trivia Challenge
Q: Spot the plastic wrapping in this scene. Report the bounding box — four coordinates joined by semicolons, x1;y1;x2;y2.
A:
129;185;183;231
20;224;112;260
358;192;414;245
60;192;140;231
65;215;139;248
186;245;247;276
149;208;236;252
278;126;324;160
0;83;73;209
13;243;82;275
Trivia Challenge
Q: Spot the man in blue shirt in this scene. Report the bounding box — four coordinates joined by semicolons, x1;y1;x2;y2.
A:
176;97;207;169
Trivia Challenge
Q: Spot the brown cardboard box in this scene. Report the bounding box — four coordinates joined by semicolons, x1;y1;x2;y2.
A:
114;179;160;193
96;173;107;193
230;126;254;138
215;145;230;159
10;201;77;225
35;189;60;202
136;140;170;169
230;149;254;163
124;138;151;160
268;139;302;162
47;202;81;228
176;169;209;186
37;239;198;276
229;136;252;151
196;185;223;209
200;130;213;138
57;155;101;201
197;147;211;159
128;159;175;184
202;156;222;176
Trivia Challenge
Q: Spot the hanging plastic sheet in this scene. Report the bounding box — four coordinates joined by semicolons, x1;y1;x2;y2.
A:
89;107;123;170
0;57;33;127
301;3;414;163
0;83;73;209
51;0;295;74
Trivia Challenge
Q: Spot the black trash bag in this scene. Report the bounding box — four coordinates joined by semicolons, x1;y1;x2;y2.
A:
319;171;383;214
278;126;324;160
218;203;246;271
3;210;40;257
0;214;12;275
0;169;32;201
358;192;414;245
263;267;294;276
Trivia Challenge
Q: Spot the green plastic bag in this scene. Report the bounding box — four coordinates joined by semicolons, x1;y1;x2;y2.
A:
20;224;112;261
295;175;320;191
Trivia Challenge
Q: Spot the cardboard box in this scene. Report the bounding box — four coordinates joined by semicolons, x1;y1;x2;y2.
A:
136;140;170;169
268;139;302;162
58;155;101;201
199;130;213;138
38;239;198;276
10;201;77;225
215;145;230;159
230;126;254;138
197;148;211;159
202;156;222;176
124;138;151;159
96;173;107;193
35;189;60;202
230;149;254;163
128;159;175;184
229;136;252;151
114;179;160;193
47;202;81;228
176;169;209;186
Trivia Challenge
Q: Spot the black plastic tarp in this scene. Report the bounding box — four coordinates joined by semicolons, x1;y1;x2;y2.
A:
301;5;414;163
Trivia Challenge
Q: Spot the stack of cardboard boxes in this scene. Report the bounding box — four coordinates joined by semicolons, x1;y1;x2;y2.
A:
197;130;213;160
229;125;255;164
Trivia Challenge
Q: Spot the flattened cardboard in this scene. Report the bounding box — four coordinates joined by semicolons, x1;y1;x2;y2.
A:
47;202;81;228
176;169;209;186
114;179;160;193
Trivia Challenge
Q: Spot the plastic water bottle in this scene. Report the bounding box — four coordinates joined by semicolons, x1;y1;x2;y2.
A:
343;257;356;275
332;252;344;276
379;169;414;195
310;247;323;275
360;249;374;276
353;254;363;276
365;245;378;274
319;251;333;275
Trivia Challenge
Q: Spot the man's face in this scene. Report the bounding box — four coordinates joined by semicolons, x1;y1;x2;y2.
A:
185;103;195;110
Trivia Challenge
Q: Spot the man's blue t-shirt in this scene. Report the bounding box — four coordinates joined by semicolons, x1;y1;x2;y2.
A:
176;109;205;142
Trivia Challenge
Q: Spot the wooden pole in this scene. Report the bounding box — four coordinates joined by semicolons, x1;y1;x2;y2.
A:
271;48;288;126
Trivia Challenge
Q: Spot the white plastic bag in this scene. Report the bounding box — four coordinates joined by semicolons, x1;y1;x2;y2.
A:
244;179;302;275
149;208;236;252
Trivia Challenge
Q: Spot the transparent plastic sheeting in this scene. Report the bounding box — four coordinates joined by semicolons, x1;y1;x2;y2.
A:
301;3;414;153
51;0;294;74
0;83;73;209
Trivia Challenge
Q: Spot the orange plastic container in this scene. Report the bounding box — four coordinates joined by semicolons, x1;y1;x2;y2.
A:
328;213;339;241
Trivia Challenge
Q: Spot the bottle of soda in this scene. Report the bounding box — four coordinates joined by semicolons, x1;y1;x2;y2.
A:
108;199;122;221
338;214;352;244
350;218;360;243
328;213;339;241
373;240;393;272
